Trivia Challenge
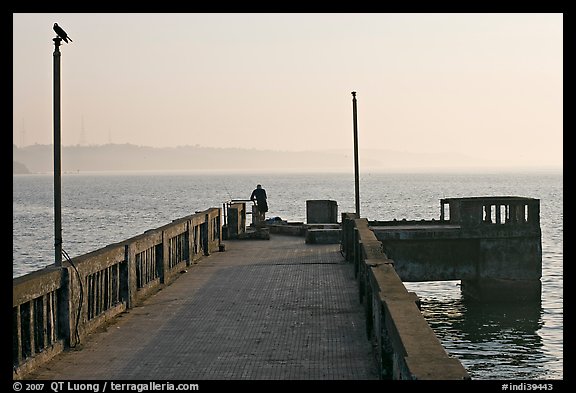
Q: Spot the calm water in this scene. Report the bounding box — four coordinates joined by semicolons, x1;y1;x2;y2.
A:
12;170;563;380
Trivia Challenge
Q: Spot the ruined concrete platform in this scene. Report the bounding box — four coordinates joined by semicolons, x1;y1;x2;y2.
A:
24;235;379;380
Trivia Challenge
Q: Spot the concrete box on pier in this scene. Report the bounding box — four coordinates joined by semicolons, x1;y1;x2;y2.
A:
306;200;338;224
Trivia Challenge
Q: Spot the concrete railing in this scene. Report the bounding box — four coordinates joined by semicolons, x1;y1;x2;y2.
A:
222;201;248;240
13;207;221;380
341;214;470;380
440;196;540;227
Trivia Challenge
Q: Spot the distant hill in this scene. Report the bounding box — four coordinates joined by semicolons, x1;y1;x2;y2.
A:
12;144;354;173
13;161;31;174
12;143;560;174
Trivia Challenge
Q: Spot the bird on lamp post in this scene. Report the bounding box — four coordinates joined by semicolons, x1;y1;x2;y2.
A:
53;23;73;43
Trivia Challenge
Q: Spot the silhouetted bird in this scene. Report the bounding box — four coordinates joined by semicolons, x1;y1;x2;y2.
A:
53;23;73;43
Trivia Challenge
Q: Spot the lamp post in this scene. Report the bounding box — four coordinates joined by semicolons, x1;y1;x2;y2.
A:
351;91;360;218
53;36;62;266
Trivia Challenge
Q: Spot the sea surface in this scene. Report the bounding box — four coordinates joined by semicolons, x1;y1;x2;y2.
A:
12;170;563;380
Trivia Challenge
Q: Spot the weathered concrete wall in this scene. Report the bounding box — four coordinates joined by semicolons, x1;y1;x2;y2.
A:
370;197;542;301
267;222;305;236
306;200;338;224
372;226;541;282
305;228;341;244
341;212;358;262
12;267;69;379
65;244;127;350
13;207;222;380
342;216;470;380
224;202;247;239
373;236;478;281
125;230;163;308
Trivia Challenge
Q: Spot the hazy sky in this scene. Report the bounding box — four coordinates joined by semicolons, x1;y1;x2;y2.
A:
13;13;563;168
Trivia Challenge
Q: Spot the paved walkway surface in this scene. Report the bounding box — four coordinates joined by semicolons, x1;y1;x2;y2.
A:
25;235;379;380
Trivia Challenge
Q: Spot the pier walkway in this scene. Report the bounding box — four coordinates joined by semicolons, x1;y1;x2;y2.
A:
25;234;379;380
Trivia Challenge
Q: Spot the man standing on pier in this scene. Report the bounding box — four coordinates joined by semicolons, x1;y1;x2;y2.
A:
250;184;268;225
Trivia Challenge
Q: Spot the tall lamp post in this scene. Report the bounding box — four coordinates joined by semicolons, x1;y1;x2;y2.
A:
53;36;62;266
351;91;360;218
52;23;73;267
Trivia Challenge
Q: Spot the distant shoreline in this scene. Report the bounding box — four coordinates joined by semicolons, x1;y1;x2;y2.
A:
13;143;562;175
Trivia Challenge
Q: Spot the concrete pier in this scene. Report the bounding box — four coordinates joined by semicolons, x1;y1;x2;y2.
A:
22;235;379;380
16;196;535;380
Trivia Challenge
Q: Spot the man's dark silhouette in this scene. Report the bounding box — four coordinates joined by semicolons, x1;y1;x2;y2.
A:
250;184;268;224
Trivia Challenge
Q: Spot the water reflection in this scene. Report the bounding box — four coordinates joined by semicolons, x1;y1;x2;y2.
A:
418;296;547;379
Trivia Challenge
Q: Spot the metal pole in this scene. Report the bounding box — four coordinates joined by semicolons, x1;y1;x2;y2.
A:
351;91;360;218
53;37;62;266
